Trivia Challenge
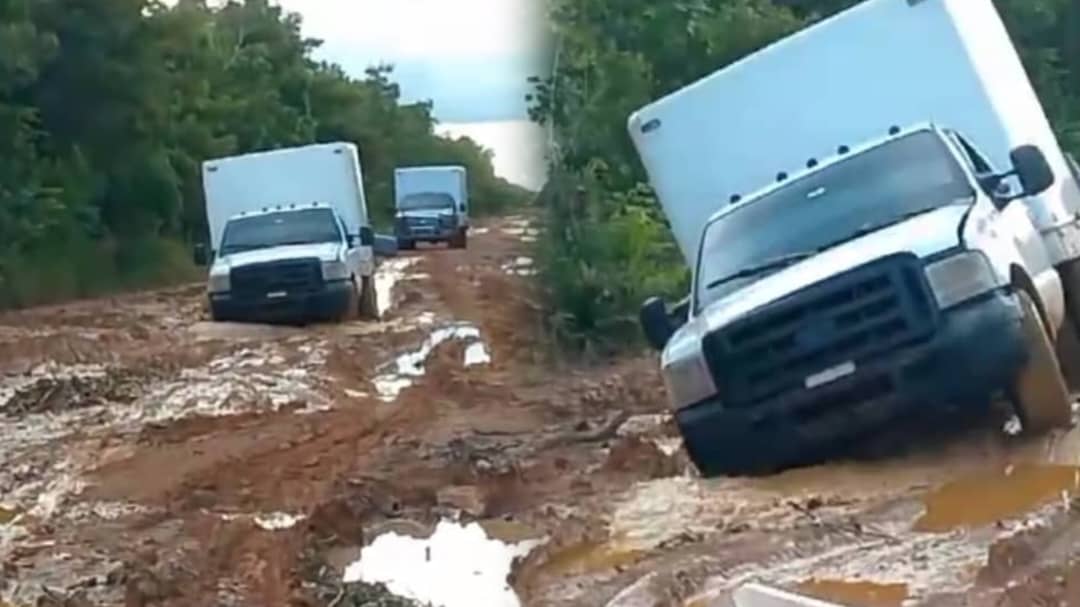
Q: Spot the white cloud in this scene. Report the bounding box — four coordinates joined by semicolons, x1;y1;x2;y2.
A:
277;0;542;62
437;120;548;191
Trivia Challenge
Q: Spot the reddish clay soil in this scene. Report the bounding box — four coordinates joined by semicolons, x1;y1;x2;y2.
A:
1;215;1080;607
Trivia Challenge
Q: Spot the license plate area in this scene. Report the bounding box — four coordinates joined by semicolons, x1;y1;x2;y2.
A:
805;361;856;390
266;290;288;300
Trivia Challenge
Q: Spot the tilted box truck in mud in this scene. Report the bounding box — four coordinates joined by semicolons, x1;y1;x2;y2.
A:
629;0;1080;476
394;165;470;249
194;142;380;324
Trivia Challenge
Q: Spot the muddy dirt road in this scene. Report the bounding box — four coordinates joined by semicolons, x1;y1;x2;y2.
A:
1;215;1080;607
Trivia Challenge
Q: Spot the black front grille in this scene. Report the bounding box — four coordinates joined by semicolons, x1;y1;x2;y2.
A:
230;258;324;300
702;253;936;410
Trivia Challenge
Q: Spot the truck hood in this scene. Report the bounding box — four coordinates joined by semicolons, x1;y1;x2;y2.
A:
684;204;969;341
216;242;343;269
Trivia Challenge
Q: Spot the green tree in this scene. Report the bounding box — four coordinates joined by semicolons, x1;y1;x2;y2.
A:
0;0;530;308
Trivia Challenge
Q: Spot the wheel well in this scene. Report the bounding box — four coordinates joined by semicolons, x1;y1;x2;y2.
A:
1011;265;1053;337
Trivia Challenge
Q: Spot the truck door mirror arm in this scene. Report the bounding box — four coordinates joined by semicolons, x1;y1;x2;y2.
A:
193;243;209;267
988;145;1056;210
357;226;375;247
640;296;690;351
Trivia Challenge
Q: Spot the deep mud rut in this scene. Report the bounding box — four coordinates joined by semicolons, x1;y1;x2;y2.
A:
2;216;1080;607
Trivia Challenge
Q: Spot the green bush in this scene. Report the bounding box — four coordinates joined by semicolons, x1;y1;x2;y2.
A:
0;0;528;309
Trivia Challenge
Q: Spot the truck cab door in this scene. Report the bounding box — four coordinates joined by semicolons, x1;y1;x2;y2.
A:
342;215;375;279
948;131;1061;326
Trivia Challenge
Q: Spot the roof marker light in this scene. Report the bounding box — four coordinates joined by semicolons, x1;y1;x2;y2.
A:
807;158;819;168
838;145;850;155
777;172;788;182
730;194;742;204
889;125;901;136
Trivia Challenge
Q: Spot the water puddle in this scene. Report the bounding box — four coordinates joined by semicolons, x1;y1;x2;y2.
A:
371;324;491;401
797;579;909;607
213;511;306;530
533;539;645;578
343;520;542;607
915;464;1080;532
501;218;539;242
375;258;422;317
501;257;536;277
136;343;329;421
465;342;491;366
0;506;20;525
255;512;305;530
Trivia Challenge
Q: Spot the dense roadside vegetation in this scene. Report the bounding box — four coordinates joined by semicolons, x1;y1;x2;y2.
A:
529;0;1080;352
0;0;530;308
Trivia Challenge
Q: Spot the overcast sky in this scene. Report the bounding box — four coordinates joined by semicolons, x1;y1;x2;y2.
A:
276;0;547;123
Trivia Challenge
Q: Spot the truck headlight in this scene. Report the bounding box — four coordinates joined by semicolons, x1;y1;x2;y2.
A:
924;251;1000;309
662;347;717;409
208;272;230;294
321;259;349;281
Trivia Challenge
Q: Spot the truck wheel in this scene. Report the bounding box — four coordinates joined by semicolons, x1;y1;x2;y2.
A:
398;238;415;251
1009;290;1075;433
359;275;380;320
450;228;467;249
1055;316;1080;392
1056;260;1080;389
338;280;360;322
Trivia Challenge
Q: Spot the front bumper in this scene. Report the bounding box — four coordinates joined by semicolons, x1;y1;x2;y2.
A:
676;290;1027;475
209;279;352;323
395;218;461;241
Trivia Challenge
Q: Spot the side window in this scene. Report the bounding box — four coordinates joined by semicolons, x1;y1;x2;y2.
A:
954;133;994;175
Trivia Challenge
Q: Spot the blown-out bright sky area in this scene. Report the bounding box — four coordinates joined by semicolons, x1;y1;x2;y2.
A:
274;0;549;189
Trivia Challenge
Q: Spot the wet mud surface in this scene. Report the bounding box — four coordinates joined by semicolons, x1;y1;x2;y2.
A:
1;215;1080;606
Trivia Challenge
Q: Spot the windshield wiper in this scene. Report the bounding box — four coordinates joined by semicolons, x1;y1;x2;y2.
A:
706;251;816;290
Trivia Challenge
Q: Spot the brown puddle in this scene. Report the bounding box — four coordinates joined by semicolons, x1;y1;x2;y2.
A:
915;464;1080;533
478;519;544;544
0;506;20;525
533;539;645;577
797;579;909;607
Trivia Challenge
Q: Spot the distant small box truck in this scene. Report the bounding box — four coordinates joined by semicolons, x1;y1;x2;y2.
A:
393;165;470;250
194;142;380;324
630;0;1080;476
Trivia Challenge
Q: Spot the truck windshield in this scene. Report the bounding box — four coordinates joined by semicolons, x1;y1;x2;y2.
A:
220;208;341;255
694;131;975;313
399;192;455;211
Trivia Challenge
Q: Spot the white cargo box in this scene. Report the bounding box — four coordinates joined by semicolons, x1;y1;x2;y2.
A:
202;142;369;251
628;0;1080;264
394;165;469;209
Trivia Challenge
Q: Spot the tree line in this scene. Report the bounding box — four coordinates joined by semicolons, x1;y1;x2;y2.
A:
529;0;1080;353
0;0;531;308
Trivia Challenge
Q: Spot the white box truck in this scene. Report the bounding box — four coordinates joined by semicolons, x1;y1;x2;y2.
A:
194;142;380;323
393;165;470;249
629;0;1080;476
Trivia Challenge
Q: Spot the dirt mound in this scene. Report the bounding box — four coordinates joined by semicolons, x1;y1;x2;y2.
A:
2;367;152;417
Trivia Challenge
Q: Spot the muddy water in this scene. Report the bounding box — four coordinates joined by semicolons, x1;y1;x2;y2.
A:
797;579;909;607
532;539;646;578
915;463;1080;532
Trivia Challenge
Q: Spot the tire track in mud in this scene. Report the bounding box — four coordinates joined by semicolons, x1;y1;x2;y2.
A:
5;216;1080;606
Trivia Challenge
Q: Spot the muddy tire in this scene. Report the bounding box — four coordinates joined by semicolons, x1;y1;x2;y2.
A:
1056;316;1080;392
1009;290;1074;433
1056;260;1080;390
398;238;415;251
450;228;467;249
359;275;379;320
338;279;360;322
